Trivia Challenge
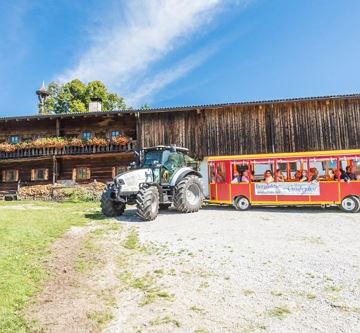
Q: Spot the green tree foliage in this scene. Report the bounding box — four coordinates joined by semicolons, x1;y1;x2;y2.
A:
43;79;127;114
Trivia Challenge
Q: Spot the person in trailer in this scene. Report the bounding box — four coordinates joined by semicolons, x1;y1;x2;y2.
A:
275;169;286;182
231;171;242;183
263;170;274;183
346;165;356;180
241;169;250;182
299;170;308;182
309;168;319;182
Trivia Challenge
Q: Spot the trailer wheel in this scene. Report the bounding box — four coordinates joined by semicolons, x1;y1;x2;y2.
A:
136;186;159;221
101;188;125;217
234;196;251;211
173;175;204;213
339;196;360;213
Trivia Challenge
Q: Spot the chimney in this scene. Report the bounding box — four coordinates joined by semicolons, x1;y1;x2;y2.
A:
88;98;102;112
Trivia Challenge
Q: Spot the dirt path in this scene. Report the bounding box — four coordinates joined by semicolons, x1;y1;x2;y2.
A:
26;206;360;333
26;219;124;333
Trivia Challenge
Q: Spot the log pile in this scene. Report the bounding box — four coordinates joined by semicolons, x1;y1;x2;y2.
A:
18;182;106;201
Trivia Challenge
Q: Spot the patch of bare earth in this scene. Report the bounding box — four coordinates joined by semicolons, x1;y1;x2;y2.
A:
25;220;123;333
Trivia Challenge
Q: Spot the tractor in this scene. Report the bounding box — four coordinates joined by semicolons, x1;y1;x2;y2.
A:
101;145;204;221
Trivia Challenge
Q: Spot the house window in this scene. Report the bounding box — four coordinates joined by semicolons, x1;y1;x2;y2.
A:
2;170;19;182
31;168;49;181
75;167;91;180
112;166;127;178
111;130;120;138
9;135;19;144
82;131;92;141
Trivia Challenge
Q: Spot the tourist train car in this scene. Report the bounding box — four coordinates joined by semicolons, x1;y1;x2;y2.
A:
207;149;360;213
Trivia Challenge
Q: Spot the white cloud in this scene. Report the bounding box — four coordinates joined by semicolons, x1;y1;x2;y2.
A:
59;0;245;106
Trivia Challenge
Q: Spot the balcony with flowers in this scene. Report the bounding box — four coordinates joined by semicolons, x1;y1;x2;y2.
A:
0;135;135;160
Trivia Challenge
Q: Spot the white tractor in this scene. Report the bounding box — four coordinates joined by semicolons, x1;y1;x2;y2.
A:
101;145;204;221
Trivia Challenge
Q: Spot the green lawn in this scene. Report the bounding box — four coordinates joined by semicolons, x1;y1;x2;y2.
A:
0;201;99;332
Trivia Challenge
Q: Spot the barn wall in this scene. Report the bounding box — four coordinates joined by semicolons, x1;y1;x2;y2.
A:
137;98;360;158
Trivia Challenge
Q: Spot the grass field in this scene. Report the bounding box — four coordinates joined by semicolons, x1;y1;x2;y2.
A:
0;201;99;333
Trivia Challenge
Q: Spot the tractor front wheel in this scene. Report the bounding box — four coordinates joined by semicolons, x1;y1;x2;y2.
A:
101;188;125;217
173;175;204;213
136;186;160;221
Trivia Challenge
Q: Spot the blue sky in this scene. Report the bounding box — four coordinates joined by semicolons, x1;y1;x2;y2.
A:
0;0;359;117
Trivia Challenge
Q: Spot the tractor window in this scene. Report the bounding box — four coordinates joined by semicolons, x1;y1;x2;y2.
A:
142;150;162;167
163;152;184;171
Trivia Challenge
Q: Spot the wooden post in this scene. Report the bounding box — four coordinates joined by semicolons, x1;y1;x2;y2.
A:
52;155;57;184
56;119;60;136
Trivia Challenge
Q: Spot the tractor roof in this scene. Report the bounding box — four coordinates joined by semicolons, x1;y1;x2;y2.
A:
143;145;189;153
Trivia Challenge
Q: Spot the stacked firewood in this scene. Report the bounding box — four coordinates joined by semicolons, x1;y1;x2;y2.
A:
18;182;106;201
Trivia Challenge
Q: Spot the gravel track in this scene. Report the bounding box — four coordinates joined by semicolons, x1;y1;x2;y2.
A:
108;205;360;333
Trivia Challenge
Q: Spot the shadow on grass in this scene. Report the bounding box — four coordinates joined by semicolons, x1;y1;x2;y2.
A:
84;212;109;220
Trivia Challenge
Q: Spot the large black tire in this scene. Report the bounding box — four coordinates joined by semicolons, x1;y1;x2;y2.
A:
136;186;160;221
173;175;204;213
101;188;125;217
339;195;360;213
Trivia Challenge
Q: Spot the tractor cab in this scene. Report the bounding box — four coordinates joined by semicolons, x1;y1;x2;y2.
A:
139;146;193;184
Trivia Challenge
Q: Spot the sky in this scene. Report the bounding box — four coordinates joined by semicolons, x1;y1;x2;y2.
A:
0;0;359;117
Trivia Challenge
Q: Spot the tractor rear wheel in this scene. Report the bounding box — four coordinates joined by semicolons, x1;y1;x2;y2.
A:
136;186;160;221
101;188;125;217
173;175;203;213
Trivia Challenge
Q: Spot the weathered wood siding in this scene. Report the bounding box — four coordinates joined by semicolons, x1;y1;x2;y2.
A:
137;98;360;158
0;159;54;192
57;154;133;184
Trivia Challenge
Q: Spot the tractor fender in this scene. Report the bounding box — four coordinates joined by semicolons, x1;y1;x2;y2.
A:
170;167;202;186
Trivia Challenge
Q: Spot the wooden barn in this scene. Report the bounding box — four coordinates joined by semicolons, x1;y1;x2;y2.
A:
0;94;359;196
137;94;360;158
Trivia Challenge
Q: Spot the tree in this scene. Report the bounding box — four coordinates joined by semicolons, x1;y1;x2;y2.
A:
42;79;127;114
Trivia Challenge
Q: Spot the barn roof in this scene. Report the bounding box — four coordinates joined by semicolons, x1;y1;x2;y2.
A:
0;93;359;122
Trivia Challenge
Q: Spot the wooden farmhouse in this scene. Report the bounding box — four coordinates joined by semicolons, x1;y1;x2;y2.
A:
1;94;359;196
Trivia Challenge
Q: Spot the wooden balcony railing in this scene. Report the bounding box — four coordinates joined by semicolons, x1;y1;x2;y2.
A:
0;140;136;160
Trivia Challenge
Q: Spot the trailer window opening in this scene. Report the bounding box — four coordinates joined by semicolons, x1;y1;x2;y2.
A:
231;163;249;183
215;162;226;183
252;162;274;182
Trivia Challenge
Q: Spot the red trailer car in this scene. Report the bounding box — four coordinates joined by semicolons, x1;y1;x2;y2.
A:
207;149;360;213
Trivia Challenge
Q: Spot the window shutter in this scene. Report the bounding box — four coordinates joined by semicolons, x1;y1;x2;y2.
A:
2;170;5;182
112;167;115;178
15;170;19;182
86;168;91;180
72;168;77;181
31;169;35;181
44;168;49;180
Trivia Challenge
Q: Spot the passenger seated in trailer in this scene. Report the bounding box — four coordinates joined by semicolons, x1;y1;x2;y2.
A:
231;171;242;183
339;169;351;182
329;168;337;180
275;169;285;182
346;165;356;180
299;170;308;182
294;170;302;181
309;167;319;182
241;169;250;182
263;170;274;183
